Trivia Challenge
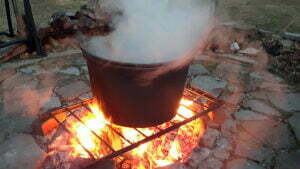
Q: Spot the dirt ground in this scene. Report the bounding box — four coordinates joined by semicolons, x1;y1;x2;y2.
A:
0;0;299;34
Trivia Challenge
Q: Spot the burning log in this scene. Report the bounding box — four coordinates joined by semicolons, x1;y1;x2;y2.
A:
0;44;27;62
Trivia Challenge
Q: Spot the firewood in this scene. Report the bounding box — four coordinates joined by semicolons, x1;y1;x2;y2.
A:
0;44;27;63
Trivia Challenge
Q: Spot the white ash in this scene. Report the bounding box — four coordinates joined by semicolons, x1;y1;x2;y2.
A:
186;147;211;168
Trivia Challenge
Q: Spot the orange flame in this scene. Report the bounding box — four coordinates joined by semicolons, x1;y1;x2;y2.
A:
53;98;207;168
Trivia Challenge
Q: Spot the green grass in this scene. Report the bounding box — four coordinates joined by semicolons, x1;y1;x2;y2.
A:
1;0;299;35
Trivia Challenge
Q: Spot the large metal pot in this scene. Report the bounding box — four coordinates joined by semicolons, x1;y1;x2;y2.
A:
82;49;190;128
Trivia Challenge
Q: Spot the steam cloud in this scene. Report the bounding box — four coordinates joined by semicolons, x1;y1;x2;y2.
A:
84;0;215;64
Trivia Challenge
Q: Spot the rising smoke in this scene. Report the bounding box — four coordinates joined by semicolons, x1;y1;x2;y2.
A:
84;0;215;63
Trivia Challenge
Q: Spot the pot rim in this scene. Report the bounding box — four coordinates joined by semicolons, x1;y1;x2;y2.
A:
81;48;191;69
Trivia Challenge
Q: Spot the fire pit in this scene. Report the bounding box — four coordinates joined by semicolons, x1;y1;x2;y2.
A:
36;86;223;169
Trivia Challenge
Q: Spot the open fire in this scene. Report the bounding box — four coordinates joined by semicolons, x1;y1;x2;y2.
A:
39;88;221;169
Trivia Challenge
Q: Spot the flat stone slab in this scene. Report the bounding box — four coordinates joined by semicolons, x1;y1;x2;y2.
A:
235;109;268;121
39;96;61;113
214;62;243;83
202;157;223;169
58;67;81;76
241;120;296;150
56;81;90;101
227;159;265;169
288;114;300;141
234;139;274;163
268;92;300;112
0;134;45;169
213;138;232;161
2;73;38;90
186;147;211;168
274;150;300;169
243;100;281;117
188;64;209;76
0;68;15;82
191;76;227;97
200;128;221;148
19;65;43;74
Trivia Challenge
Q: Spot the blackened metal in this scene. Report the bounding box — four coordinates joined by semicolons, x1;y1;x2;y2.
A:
65;108;116;152
82;49;190;127
88;102;222;168
4;0;14;37
106;124;133;144
23;0;45;56
0;0;46;57
49;111;96;160
43;87;223;168
154;126;163;131
176;113;188;120
0;38;27;48
133;128;148;138
81;102;133;145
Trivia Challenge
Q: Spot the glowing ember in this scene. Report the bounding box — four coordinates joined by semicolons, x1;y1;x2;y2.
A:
51;98;208;169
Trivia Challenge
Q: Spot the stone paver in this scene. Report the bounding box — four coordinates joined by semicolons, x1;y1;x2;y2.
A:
58;67;81;76
213;148;230;161
234;139;274;163
268;93;300;112
191;75;227;97
0;68;15;82
241;120;296;150
200;128;221;148
213;138;232;161
0;134;45;169
235;109;268;121
202;158;223;169
39;96;61;113
288;114;300;141
2;73;39;90
274;150;300;169
186;147;211;168
221;118;237;138
227;159;265;169
188;64;210;76
19;65;43;74
243;99;281;117
56;81;90;101
214;62;243;84
248;91;269;101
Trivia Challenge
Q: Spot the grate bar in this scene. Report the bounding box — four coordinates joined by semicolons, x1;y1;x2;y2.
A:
65;109;116;152
176;113;188;120
80;104;133;144
154;126;163;131
133;128;148;138
43;87;224;169
86;102;223;168
49;112;96;160
106;124;133;145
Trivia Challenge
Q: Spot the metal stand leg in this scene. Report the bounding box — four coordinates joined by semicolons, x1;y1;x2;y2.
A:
23;0;46;56
4;0;15;37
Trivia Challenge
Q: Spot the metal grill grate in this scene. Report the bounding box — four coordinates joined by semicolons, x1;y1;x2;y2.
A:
42;86;224;168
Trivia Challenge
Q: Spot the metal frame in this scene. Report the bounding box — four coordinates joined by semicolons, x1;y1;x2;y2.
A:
44;86;223;168
0;0;45;56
